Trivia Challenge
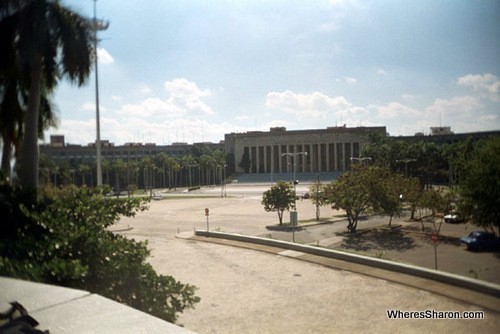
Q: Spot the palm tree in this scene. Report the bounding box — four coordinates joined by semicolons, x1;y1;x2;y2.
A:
79;163;90;186
0;80;24;179
125;159;138;190
112;159;125;193
155;152;168;189
141;156;154;196
2;0;93;189
0;79;58;180
102;159;111;185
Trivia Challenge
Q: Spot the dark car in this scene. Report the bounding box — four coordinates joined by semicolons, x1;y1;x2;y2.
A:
460;231;500;251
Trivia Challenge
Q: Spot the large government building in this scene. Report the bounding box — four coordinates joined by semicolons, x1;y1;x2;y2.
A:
40;126;499;183
224;126;386;174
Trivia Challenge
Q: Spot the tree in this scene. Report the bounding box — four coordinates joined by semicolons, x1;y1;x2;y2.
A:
3;0;93;189
309;176;325;221
416;187;450;233
239;150;251;173
112;159;125;194
443;138;475;188
141;157;154;195
79;163;90;186
262;181;295;225
322;165;387;233
371;172;407;227
101;159;111;185
0;81;24;179
166;155;180;189
0;79;57;182
0;183;200;323
458;137;500;235
400;177;423;220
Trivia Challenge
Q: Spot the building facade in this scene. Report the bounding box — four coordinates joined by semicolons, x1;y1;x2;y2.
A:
224;126;387;174
40;136;223;166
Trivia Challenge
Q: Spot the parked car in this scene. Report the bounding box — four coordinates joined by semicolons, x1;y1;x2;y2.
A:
153;193;163;201
444;213;464;224
460;231;500;251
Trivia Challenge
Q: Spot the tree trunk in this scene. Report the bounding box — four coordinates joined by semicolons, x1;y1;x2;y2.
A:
1;135;12;179
17;55;42;189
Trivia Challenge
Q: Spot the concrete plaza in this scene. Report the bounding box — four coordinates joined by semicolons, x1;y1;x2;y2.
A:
115;183;500;333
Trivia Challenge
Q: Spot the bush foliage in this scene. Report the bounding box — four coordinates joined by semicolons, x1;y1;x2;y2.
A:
0;182;200;323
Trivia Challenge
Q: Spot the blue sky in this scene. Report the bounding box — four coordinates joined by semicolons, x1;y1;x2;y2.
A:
50;0;500;145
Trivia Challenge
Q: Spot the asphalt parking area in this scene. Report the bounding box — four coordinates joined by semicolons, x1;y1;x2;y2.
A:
328;226;500;284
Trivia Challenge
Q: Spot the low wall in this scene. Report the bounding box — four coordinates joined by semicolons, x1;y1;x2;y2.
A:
195;230;500;298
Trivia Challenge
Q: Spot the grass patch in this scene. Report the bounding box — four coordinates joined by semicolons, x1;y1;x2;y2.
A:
298;218;334;225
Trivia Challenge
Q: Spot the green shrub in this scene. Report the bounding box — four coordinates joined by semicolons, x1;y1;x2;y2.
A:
0;182;200;323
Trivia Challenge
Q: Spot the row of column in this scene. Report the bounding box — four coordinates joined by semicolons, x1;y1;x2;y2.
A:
246;142;360;174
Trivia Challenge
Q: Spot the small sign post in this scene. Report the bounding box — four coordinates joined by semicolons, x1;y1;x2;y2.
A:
205;208;209;231
431;232;439;270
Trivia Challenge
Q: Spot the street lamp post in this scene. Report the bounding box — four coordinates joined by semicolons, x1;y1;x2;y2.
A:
396;159;417;177
92;0;109;186
281;151;307;242
219;164;227;197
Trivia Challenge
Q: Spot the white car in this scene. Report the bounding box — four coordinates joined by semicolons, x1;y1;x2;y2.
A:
444;213;463;224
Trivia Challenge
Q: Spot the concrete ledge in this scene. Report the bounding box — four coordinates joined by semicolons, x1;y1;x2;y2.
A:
0;276;196;334
195;230;500;298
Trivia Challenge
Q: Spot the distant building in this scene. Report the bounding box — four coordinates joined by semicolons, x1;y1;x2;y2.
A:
430;126;453;135
49;135;65;147
224;126;387;174
395;128;500;145
41;126;500;177
40;136;223;166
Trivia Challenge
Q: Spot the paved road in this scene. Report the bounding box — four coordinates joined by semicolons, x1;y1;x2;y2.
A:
115;184;500;333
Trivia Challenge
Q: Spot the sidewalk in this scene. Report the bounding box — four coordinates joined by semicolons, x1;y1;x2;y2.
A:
182;230;500;312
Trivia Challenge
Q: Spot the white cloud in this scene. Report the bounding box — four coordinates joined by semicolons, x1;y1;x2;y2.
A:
121;97;182;119
457;73;500;102
119;78;214;119
265;90;351;118
425;96;481;119
372;102;420;119
165;78;214;115
165;78;211;99
97;48;114;65
343;106;369;116
376;68;387;75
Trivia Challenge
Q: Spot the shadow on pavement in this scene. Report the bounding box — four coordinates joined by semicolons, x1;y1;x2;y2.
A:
337;228;420;252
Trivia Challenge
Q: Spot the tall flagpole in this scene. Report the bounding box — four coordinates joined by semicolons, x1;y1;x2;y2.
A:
94;0;103;186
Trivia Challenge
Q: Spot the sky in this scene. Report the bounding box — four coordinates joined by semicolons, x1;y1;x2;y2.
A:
49;0;500;146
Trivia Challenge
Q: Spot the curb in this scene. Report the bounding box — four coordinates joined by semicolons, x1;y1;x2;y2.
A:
194;230;500;298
